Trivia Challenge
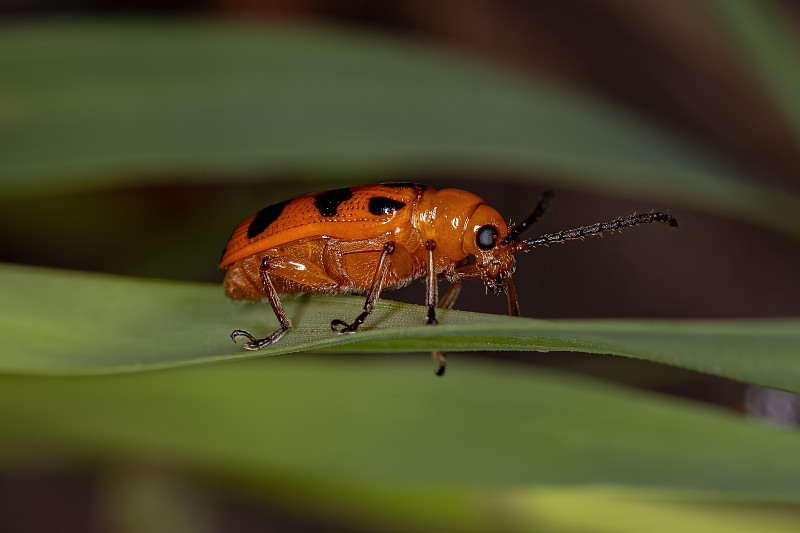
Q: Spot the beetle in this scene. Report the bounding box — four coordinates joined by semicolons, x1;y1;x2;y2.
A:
220;183;677;375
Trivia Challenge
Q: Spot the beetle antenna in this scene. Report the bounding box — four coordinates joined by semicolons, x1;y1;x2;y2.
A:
517;211;677;251
505;190;554;244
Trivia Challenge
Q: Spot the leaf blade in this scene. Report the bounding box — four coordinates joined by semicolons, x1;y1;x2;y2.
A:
2;21;800;235
705;0;800;143
2;264;799;393
1;358;800;532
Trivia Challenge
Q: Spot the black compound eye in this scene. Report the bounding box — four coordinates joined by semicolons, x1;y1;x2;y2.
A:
476;225;499;250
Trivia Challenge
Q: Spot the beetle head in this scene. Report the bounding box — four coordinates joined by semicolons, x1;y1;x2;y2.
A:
463;204;516;293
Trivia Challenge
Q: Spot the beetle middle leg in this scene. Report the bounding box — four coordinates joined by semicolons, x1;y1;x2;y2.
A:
421;239;450;376
231;256;292;350
424;240;439;325
331;241;395;334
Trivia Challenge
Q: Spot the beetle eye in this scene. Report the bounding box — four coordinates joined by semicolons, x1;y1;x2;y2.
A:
476;225;499;250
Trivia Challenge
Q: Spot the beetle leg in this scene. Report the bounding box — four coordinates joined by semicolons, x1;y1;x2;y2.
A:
422;240;449;376
430;278;473;377
445;262;519;316
425;240;439;325
439;279;463;310
432;350;447;377
505;276;520;317
231;256;292;350
331;241;395;334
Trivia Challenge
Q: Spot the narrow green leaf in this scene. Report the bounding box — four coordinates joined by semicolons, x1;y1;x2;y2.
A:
705;0;800;143
2;21;800;235
1;359;799;532
504;486;800;533
2;264;799;393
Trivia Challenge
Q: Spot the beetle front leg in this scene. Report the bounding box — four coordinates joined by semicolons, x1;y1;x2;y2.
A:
505;276;520;317
231;256;292;350
331;241;395;334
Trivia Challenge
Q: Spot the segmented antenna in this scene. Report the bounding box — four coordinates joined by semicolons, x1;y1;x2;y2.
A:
521;212;678;249
505;190;555;243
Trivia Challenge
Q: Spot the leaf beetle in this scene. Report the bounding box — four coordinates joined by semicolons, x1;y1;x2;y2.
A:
220;183;677;375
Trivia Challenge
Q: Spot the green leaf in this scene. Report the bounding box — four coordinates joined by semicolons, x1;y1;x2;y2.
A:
2;263;799;393
705;0;800;143
1;358;800;532
2;21;800;236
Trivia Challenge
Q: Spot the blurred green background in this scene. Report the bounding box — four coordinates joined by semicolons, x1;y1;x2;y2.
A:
1;1;800;532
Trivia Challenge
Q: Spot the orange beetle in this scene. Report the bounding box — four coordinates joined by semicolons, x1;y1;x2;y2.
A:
220;183;677;375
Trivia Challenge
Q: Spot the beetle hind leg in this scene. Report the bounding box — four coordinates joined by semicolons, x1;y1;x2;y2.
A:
231;256;292;350
331;241;395;335
231;326;289;350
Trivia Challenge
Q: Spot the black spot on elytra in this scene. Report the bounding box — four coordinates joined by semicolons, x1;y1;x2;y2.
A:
368;197;406;216
248;200;290;238
314;188;353;217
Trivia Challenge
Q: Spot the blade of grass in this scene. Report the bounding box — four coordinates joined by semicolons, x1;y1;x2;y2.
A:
1;358;800;532
1;263;799;393
2;21;800;235
504;486;800;533
705;0;800;143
